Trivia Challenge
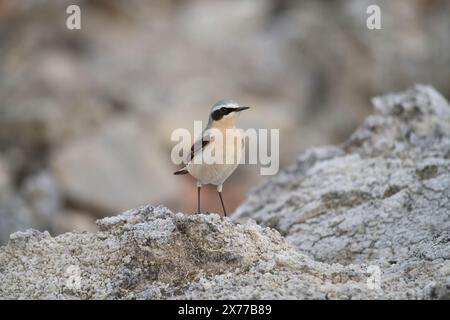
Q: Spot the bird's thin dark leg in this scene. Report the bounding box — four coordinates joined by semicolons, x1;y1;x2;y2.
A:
218;191;227;217
197;185;201;214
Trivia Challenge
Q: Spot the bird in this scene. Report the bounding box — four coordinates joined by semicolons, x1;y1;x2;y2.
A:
174;99;250;217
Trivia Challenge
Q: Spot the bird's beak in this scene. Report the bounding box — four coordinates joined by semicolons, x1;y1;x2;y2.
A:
234;106;250;112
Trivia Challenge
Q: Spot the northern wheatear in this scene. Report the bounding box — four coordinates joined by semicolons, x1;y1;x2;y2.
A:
174;100;250;217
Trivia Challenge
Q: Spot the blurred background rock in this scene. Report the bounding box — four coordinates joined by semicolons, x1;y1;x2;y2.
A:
0;0;449;243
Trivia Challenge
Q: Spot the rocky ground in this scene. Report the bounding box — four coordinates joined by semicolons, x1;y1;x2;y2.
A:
0;85;449;299
1;0;450;242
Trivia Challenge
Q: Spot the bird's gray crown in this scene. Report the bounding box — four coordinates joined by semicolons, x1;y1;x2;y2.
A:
211;99;239;112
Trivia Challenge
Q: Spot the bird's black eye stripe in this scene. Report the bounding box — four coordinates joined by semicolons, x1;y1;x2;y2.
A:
211;109;223;121
211;107;236;121
221;107;235;115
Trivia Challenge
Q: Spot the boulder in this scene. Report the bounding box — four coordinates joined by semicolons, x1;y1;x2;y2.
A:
235;85;450;265
235;85;450;298
0;205;386;299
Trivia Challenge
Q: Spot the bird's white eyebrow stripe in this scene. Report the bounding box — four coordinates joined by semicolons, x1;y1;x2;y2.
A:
212;102;238;111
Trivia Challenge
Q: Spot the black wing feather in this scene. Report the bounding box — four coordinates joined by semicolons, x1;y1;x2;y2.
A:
189;137;211;162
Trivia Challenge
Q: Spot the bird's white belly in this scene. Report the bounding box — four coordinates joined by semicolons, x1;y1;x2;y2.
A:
188;162;240;185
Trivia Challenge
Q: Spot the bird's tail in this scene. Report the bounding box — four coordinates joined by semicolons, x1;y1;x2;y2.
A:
173;167;188;175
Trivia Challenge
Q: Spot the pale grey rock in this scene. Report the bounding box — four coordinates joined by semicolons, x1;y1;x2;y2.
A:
0;204;446;300
20;171;62;230
234;85;450;297
0;157;11;202
0;168;63;244
0;205;395;299
0;196;35;245
0;156;36;244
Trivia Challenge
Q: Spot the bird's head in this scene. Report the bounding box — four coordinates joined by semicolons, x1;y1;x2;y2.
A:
209;99;250;127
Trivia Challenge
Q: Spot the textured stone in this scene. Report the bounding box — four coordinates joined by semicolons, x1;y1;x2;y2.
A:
234;85;450;298
0;205;386;299
1;85;449;299
0;203;447;300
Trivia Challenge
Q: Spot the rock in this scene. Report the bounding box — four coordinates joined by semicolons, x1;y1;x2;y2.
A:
0;51;113;149
0;205;383;299
0;169;63;245
50;117;177;215
234;85;450;297
0;204;447;300
0;156;11;201
20;171;62;231
1;85;449;299
0;156;36;244
0;196;35;245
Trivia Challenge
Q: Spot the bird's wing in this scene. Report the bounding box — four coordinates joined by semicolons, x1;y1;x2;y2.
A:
188;132;214;163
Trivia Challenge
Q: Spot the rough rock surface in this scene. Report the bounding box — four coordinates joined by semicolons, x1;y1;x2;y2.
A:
235;85;450;298
0;205;381;299
1;85;449;299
